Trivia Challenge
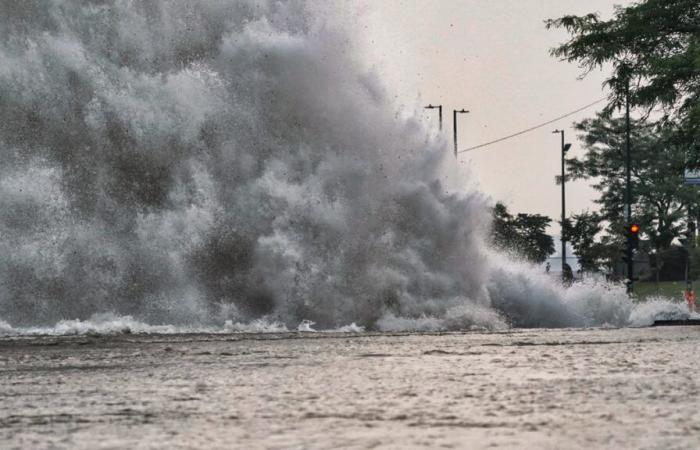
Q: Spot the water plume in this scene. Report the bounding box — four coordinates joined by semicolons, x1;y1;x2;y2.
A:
0;0;682;334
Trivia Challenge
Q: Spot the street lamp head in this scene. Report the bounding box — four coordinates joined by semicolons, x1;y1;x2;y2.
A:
456;109;469;114
552;129;562;134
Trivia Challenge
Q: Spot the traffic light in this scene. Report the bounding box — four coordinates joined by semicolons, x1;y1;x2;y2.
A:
628;223;640;250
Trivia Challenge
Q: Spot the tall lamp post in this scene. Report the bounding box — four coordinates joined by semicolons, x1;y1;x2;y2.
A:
453;109;469;158
424;104;442;130
553;129;572;281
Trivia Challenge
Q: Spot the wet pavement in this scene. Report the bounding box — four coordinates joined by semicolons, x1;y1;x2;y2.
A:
1;326;699;449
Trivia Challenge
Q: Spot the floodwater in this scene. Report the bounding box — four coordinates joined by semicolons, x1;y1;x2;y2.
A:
1;326;699;449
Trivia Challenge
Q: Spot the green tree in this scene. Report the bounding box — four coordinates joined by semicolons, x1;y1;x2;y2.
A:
566;113;698;254
546;0;700;157
491;202;555;264
564;212;619;273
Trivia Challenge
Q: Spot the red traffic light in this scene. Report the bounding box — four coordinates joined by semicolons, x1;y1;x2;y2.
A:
629;224;640;234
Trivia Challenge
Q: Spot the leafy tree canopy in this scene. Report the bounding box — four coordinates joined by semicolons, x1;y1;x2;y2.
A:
491;202;555;264
546;0;700;157
567;113;699;251
564;212;620;273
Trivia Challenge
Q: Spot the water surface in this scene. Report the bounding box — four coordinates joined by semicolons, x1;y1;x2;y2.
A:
2;326;699;449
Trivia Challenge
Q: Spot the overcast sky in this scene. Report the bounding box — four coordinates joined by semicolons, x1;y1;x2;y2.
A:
362;0;633;235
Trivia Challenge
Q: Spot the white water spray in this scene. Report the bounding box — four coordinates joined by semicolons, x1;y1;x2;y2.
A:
0;1;687;335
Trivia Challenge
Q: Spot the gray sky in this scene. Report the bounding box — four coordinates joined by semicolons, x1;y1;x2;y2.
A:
363;0;632;235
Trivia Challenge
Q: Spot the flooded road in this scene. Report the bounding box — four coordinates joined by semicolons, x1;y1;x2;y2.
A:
2;326;699;449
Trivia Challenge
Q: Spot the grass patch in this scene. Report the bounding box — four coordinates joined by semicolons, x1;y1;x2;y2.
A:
634;281;693;301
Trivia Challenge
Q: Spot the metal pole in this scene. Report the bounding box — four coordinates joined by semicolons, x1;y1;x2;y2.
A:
686;205;694;293
424;105;443;131
625;79;634;293
553;129;568;281
453;109;458;157
560;130;567;275
453;109;469;158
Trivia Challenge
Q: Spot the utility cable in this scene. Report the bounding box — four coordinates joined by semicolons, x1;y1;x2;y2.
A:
457;97;607;153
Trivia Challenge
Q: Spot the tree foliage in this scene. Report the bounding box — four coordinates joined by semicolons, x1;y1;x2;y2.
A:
563;212;621;273
567;113;699;252
546;0;700;159
491;203;555;264
548;0;700;276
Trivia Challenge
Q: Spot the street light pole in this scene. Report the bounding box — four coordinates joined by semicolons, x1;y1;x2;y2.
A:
424;104;442;130
553;129;571;281
453;109;469;158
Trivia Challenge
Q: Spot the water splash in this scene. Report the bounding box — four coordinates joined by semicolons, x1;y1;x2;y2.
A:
0;0;685;334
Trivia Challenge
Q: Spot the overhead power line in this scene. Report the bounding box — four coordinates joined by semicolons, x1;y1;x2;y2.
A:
457;97;607;153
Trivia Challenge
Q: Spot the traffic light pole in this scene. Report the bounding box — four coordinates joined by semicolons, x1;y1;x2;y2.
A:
625;79;634;293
